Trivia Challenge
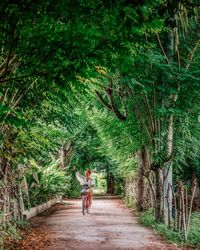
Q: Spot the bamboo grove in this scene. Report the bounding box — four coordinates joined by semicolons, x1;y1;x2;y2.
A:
0;0;200;244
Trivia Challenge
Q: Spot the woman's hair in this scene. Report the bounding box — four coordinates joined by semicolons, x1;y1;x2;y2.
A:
85;170;91;176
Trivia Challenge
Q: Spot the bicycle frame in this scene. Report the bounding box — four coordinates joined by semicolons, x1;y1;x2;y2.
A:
81;191;90;215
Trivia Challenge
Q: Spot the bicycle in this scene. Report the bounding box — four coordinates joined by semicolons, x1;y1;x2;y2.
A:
81;184;91;215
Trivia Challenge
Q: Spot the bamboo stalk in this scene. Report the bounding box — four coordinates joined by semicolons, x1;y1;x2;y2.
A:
185;186;188;232
170;184;177;231
167;184;171;228
186;177;197;235
180;182;187;241
177;183;181;231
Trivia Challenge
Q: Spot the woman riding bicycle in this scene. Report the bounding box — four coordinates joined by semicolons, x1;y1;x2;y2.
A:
73;166;94;213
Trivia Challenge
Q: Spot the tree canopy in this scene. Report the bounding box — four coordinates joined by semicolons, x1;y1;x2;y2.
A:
0;0;200;245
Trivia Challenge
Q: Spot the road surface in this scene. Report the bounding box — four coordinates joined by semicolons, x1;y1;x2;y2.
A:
30;196;179;250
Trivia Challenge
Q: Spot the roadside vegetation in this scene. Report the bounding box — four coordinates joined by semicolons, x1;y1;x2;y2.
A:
139;210;200;247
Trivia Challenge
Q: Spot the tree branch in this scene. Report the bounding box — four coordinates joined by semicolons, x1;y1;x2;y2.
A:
127;87;152;142
95;88;127;121
0;72;46;83
143;94;155;137
0;23;17;79
156;33;170;64
185;38;200;72
95;90;113;112
106;87;127;121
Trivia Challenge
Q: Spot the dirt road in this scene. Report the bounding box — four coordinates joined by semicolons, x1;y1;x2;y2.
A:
30;197;179;250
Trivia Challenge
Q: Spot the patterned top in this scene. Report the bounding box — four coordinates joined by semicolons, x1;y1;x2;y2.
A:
76;171;94;187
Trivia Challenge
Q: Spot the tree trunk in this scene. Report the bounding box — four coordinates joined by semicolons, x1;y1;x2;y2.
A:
137;146;148;211
163;114;174;224
154;167;163;222
59;142;73;168
110;175;115;195
2;162;10;226
163;28;176;225
106;171;115;195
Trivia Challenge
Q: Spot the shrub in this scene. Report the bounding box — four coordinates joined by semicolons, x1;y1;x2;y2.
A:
139;209;200;246
25;160;70;207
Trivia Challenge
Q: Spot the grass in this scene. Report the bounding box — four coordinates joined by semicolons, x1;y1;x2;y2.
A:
187;212;200;246
123;196;137;209
139;209;200;247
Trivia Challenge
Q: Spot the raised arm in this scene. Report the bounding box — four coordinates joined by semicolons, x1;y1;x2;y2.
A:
76;171;85;186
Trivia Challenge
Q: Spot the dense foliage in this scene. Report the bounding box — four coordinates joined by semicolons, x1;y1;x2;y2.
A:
0;0;200;247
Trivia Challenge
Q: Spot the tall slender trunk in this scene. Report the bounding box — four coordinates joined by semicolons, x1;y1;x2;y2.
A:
163;29;175;225
163;115;173;224
2;162;10;226
154;167;163;222
137;146;148;211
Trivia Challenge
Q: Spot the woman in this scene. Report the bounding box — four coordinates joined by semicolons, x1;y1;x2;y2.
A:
74;166;94;211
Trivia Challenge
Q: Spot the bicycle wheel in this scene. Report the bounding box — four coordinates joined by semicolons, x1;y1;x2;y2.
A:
82;195;86;215
86;206;90;214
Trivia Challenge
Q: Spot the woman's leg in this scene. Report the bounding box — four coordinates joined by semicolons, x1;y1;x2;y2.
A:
85;197;88;209
89;190;92;207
